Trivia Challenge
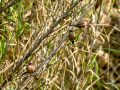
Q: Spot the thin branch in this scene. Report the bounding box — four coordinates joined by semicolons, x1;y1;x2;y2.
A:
17;3;92;90
0;0;21;13
13;0;82;74
0;0;83;88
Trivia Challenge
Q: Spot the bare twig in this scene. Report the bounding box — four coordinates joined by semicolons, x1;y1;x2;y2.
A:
17;3;92;90
0;0;21;13
0;62;14;74
0;0;83;88
13;0;82;74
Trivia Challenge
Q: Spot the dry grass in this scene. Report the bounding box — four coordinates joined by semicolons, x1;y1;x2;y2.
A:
0;0;120;90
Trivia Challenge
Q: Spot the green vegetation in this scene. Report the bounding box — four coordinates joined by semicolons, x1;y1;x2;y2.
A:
0;0;120;89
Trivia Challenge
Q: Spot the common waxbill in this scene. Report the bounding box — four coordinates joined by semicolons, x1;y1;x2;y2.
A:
70;19;89;28
69;30;76;44
22;63;35;75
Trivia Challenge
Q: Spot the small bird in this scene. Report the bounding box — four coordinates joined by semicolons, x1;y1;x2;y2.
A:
70;19;89;28
69;30;76;44
22;63;35;75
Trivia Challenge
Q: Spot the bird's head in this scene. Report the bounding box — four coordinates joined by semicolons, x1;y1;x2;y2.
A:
69;30;74;32
28;63;32;65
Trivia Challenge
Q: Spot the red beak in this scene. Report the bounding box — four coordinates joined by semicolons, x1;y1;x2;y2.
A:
86;20;89;23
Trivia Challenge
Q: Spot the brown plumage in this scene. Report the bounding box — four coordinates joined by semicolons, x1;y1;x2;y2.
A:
70;19;89;28
69;30;75;44
22;63;35;75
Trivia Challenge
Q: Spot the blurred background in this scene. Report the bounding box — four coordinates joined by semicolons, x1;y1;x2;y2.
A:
0;0;120;89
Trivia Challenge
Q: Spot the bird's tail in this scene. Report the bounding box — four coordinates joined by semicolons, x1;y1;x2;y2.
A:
22;71;27;76
72;41;74;44
70;25;76;26
70;25;81;28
